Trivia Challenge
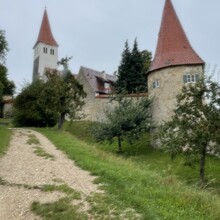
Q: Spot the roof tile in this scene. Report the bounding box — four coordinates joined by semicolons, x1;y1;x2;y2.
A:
149;0;204;73
34;9;58;47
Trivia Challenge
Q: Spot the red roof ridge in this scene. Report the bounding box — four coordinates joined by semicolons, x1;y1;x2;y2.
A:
148;0;204;73
34;9;58;48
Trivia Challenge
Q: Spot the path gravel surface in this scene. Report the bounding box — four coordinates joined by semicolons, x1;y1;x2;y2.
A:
0;128;99;220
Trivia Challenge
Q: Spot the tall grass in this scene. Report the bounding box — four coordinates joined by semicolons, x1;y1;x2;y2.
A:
66;121;220;192
38;128;220;219
0;119;12;156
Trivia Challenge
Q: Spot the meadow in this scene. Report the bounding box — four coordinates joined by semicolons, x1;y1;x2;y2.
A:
1;119;220;219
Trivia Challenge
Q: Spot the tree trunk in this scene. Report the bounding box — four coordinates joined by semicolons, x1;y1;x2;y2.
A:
200;144;207;184
58;112;65;129
117;136;123;153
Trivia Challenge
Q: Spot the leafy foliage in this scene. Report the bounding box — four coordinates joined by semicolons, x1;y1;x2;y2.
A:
158;77;220;183
13;60;86;128
93;95;152;152
44;69;86;129
115;39;152;94
13;80;58;127
0;30;15;117
0;65;15;96
0;30;8;64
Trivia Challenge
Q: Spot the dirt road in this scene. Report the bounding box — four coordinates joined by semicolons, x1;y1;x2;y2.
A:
0;128;99;219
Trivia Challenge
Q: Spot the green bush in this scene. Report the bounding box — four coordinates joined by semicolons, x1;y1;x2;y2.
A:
13;80;58;127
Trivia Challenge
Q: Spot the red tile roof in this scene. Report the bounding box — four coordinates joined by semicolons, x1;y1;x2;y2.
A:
34;9;58;48
148;0;204;73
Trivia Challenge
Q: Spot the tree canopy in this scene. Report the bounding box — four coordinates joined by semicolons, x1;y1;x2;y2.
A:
158;77;220;183
44;68;86;129
13;80;58;127
13;58;86;128
0;30;15;117
0;30;8;64
93;95;152;153
115;39;152;94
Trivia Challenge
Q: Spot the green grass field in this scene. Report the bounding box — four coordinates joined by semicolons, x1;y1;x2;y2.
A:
65;121;220;193
0;119;11;156
38;123;220;220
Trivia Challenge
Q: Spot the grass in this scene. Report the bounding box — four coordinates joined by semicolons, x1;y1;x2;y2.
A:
33;146;55;160
41;184;81;198
37;126;220;220
31;197;88;220
26;134;40;145
66;121;220;194
0;118;12;156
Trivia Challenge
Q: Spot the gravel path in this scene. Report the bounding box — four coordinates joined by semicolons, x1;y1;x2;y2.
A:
0;128;100;220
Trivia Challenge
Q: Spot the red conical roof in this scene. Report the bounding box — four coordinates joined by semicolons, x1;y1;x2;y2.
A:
148;0;204;73
34;9;58;47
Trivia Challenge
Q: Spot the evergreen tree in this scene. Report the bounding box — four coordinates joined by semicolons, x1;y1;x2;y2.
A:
115;40;131;93
116;39;152;94
93;95;152;153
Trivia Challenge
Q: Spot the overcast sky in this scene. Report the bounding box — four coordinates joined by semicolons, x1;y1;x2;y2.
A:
1;0;220;91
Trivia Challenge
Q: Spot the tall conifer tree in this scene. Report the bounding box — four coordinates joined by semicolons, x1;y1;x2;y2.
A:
116;39;151;94
115;40;131;93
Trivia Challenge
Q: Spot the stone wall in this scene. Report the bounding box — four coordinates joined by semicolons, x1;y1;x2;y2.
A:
147;65;204;126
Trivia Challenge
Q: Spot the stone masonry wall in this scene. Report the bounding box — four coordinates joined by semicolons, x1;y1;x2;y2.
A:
148;65;204;126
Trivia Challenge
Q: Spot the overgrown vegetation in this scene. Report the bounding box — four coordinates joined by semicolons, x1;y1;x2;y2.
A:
38;127;220;219
158;77;220;184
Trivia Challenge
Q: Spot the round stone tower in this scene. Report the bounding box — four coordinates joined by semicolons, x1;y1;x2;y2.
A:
147;0;205;126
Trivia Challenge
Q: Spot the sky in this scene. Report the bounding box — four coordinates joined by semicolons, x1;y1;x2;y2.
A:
1;0;220;92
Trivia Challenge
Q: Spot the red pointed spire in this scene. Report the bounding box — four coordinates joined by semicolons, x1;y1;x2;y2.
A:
149;0;204;73
34;9;58;47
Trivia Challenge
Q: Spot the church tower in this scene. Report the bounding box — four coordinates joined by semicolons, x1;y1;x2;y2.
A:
32;9;58;81
147;0;205;126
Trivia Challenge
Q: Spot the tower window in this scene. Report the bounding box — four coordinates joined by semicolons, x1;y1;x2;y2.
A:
50;49;54;55
43;47;48;54
183;74;199;84
153;80;160;89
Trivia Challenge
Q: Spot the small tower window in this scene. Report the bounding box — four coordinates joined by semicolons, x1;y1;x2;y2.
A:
43;47;48;54
50;49;54;55
153;80;160;89
183;74;200;84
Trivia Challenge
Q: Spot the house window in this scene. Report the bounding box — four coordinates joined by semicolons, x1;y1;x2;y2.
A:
104;82;110;89
152;80;160;89
183;74;200;84
50;49;54;55
43;47;47;54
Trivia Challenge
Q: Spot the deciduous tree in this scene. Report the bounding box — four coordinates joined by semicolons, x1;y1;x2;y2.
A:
158;77;220;184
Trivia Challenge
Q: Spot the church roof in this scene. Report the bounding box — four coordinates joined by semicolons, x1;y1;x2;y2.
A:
34;9;58;48
148;0;204;73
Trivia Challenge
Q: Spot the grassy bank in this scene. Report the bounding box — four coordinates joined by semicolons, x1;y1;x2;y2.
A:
0;119;12;156
38;127;220;219
66;121;220;193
